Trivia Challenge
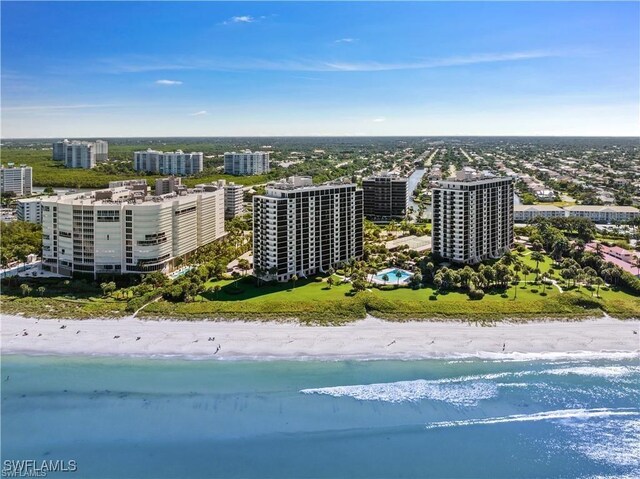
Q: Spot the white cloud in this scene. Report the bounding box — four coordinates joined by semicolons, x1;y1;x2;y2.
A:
189;110;208;116
155;79;183;85
225;15;256;24
335;38;357;44
102;49;571;74
372;117;386;122
3;104;119;112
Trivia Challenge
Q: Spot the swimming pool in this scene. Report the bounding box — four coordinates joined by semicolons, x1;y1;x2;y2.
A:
168;266;193;280
372;268;414;284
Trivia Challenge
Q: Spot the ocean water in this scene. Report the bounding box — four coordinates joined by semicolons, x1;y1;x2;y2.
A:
2;354;639;478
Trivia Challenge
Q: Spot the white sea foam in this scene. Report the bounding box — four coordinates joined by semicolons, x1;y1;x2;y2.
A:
472;350;639;362
424;408;640;430
301;379;498;405
542;365;640;379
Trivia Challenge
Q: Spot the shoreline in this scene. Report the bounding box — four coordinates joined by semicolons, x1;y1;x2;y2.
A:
2;314;639;361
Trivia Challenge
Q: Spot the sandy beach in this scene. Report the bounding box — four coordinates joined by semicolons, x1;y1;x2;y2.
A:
2;314;639;360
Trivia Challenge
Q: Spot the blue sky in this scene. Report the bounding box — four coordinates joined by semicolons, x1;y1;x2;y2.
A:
2;1;638;137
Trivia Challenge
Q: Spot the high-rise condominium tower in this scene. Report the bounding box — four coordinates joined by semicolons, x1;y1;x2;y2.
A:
432;168;513;263
134;149;204;176
1;163;32;196
253;176;363;282
362;173;409;222
224;150;270;175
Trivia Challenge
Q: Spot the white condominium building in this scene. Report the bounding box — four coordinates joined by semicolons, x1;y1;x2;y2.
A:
224;150;270;175
134;149;204;176
53;140;108;168
16;197;44;223
41;183;225;277
564;205;639;224
219;180;244;219
253;176;363;282
432;169;514;264
52;140;68;160
514;205;565;222
1;163;32;197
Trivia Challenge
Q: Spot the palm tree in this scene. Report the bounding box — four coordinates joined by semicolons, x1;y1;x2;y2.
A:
595;242;604;258
327;276;334;289
20;284;32;296
291;274;298;289
512;273;521;299
501;251;516;267
382;273;390;284
540;273;549;293
268;266;278;280
425;262;435;282
238;258;250;277
530;251;545;281
367;267;377;287
593;277;604;298
395;269;403;286
37;286;46;297
213;284;221;299
231;271;241;291
521;265;530;286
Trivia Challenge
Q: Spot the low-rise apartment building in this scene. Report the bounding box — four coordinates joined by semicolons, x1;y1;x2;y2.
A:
564;205;640;224
514;205;565;222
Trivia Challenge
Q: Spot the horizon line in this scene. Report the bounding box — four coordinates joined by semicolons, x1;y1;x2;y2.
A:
2;134;639;141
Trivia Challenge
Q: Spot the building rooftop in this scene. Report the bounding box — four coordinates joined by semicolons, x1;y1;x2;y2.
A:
136;149;201;155
438;167;508;183
364;172;408;181
224;150;269;155
265;176;355;193
564;205;639;213
514;205;564;211
44;183;219;207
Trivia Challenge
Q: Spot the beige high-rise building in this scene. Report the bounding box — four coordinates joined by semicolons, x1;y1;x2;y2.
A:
41;182;225;277
155;176;183;195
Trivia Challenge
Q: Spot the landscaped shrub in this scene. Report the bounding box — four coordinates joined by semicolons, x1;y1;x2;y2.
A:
467;289;485;300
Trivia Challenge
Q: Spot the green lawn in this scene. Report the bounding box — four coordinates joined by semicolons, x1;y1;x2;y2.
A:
4;253;638;322
516;251;556;276
140;273;640;323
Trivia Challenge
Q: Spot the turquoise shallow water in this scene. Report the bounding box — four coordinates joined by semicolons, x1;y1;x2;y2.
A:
2;355;639;478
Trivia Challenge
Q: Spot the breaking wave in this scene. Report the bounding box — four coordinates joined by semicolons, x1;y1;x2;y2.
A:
301;379;498;405
424;408;640;430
